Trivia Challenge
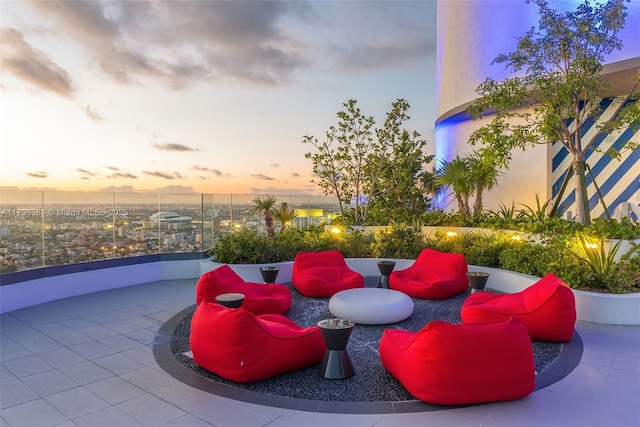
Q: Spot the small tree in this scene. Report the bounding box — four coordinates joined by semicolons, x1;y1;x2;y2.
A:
303;99;374;224
369;100;434;223
468;149;504;215
273;202;298;234
435;148;504;216
436;156;473;216
303;98;432;224
249;194;278;238
467;0;639;225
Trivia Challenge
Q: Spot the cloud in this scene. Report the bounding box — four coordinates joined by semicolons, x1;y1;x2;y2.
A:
291;172;301;177
326;2;435;74
21;186;58;191
76;168;97;176
0;28;75;98
250;187;315;195
330;40;434;73
25;0;316;88
107;172;137;179
270;163;280;168
150;185;198;194
85;105;103;121
192;166;224;177
153;142;199;152
26;171;49;178
143;171;184;180
251;173;275;181
99;185;136;192
105;166;120;171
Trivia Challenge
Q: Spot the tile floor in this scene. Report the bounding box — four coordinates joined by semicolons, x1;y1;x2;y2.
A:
1;279;639;427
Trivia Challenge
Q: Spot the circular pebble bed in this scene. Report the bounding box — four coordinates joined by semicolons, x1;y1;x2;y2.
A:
163;278;579;409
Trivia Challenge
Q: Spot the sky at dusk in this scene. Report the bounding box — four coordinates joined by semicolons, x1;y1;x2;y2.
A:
1;0;437;196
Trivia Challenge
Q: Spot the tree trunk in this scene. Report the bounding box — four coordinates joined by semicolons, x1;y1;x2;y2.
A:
573;160;591;225
473;187;484;216
265;212;275;239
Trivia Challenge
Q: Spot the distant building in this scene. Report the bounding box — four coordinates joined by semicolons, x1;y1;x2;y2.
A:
293;208;338;228
149;211;192;230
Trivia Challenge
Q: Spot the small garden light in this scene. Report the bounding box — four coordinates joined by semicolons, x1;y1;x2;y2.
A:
331;227;342;234
446;231;458;238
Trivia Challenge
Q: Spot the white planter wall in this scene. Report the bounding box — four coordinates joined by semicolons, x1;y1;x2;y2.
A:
0;258;203;314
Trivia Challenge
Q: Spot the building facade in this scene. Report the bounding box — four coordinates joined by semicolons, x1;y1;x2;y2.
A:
435;0;640;218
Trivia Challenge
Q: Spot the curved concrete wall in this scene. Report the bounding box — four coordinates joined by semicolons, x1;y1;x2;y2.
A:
437;0;640;121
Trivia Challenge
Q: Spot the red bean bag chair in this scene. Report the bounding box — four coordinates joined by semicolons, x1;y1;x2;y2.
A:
292;250;364;298
380;317;535;405
190;300;325;383
196;265;291;316
389;248;469;299
461;273;576;342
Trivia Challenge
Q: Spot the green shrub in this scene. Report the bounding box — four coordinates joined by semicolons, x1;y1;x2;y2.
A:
424;230;510;267
612;256;640;293
206;221;639;294
209;226;374;264
498;236;592;289
585;217;640;240
372;222;425;259
335;231;376;258
211;230;277;264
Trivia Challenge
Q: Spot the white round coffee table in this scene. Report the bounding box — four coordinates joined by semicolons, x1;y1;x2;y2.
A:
328;288;414;325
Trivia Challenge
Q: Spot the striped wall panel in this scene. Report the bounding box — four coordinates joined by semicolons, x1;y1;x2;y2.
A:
552;97;640;219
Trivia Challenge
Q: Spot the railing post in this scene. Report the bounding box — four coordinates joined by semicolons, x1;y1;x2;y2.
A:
41;190;45;267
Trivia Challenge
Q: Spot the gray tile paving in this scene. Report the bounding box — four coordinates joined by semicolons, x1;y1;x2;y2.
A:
1;279;638;426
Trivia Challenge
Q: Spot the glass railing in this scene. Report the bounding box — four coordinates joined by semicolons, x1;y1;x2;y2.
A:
0;190;340;273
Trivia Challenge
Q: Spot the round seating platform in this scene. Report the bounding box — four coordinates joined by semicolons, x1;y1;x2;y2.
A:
329;288;414;325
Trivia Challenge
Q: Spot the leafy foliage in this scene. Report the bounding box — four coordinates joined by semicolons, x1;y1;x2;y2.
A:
571;233;640;292
248;194;278;239
434;148;504;218
426;230;510;268
498;235;593;288
372;222;424;259
208;214;639;293
303;99;433;225
586;217;640;239
272;202;298;234
467;0;639;225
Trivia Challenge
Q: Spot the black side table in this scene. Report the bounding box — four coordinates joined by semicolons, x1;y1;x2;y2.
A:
215;293;245;308
317;318;355;379
259;266;280;283
377;260;396;289
467;271;490;294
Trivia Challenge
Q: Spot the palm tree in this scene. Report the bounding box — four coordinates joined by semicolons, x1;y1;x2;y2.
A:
435;156;473;216
468;150;502;215
249;194;278;238
273;202;298;234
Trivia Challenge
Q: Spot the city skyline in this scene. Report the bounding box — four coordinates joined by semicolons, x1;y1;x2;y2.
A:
1;0;438;196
